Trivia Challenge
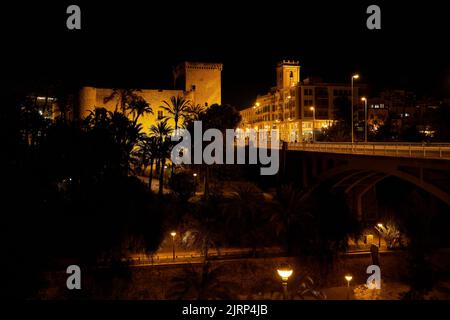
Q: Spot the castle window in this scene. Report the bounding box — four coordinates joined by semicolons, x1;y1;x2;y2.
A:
205;102;208;107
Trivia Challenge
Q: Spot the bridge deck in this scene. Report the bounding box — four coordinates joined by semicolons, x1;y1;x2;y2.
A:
287;142;450;160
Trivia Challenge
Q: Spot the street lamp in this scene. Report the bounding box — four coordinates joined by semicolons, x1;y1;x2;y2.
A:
170;231;176;260
351;74;360;144
193;173;198;191
310;106;316;143
277;265;293;300
361;97;368;143
345;275;353;299
376;223;383;248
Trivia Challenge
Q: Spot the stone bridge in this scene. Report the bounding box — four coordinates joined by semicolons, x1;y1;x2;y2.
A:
278;142;450;220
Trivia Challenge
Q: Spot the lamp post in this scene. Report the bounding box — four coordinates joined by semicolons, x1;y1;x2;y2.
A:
277;266;293;300
345;275;353;300
170;231;176;260
361;97;368;143
193;173;198;191
351;74;360;144
376;223;383;248
310;106;315;142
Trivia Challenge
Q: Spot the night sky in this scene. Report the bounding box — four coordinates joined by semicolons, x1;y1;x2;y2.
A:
2;1;449;108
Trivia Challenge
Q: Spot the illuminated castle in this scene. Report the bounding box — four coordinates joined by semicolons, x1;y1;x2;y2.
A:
78;62;223;129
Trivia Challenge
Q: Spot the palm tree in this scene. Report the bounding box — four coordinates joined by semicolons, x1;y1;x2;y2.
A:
272;184;306;253
225;183;269;256
161;96;191;134
103;88;141;113
133;135;150;173
84;107;110;129
150;120;173;195
185;103;205;122
150;119;173;142
168;262;238;300
181;197;226;261
161;96;191;175
85;108;143;175
156;139;172;196
135;135;160;192
127;96;153;125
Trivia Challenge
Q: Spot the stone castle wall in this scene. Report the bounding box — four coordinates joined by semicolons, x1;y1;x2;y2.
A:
78;61;222;130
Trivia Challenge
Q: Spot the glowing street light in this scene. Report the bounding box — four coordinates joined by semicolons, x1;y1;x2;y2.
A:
376;223;383;248
310;106;316;143
345;275;353;300
277;265;293;300
361;97;368;143
170;231;176;260
351;74;360;144
193;173;197;177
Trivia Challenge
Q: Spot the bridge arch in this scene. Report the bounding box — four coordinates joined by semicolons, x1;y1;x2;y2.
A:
299;164;450;220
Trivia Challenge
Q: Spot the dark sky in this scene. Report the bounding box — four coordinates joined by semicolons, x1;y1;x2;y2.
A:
2;1;449;108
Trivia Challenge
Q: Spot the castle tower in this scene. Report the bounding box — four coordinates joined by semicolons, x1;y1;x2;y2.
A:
78;86;97;119
276;60;300;89
174;62;223;107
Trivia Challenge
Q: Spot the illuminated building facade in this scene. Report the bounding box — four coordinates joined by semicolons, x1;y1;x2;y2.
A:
240;60;363;142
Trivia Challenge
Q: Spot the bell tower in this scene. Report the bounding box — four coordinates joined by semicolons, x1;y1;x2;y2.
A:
276;60;300;89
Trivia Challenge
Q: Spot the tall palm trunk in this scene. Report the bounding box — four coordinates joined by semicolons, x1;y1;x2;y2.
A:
156;158;161;175
203;165;210;200
148;158;154;193
171;120;178;176
159;158;166;196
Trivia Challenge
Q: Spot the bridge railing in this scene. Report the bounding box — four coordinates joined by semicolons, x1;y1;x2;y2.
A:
287;142;450;159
